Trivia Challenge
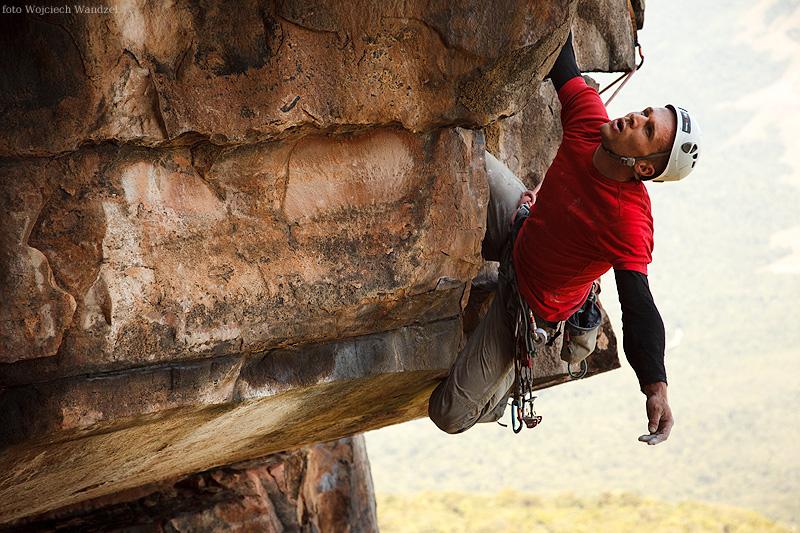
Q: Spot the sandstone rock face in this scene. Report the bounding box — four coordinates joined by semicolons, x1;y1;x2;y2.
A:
0;0;580;157
485;82;563;188
10;435;377;532
0;0;637;525
0;127;486;372
0;0;639;158
573;0;638;72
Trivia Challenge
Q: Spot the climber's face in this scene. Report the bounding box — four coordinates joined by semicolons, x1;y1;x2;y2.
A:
600;106;677;176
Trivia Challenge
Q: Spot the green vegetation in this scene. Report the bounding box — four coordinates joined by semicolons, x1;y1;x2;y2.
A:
377;491;794;533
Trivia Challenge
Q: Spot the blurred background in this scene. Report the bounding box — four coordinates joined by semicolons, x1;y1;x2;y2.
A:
366;0;800;529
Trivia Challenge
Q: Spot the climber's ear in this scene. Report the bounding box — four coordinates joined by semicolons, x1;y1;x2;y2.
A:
634;159;655;178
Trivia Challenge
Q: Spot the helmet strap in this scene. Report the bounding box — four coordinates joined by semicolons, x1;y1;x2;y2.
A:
601;144;671;179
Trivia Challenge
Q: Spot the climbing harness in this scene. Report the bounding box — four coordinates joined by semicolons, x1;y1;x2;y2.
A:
599;42;644;107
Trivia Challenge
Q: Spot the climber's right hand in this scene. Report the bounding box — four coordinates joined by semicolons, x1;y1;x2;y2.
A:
638;381;673;446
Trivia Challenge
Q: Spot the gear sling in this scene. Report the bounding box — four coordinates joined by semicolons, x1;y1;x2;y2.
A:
504;203;603;433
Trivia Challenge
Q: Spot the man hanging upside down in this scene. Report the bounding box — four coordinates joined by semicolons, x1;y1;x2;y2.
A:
428;32;702;445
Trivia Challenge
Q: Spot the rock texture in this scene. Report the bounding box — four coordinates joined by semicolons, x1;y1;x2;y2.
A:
0;0;637;525
0;128;486;372
0;0;578;157
484;75;601;188
9;435;377;532
485;82;563;187
573;0;638;72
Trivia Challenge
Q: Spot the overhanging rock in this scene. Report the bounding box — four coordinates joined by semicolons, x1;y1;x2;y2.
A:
1;128;487;371
0;126;487;521
0;0;635;524
10;436;379;532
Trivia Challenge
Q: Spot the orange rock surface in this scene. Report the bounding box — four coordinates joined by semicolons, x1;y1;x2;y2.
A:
0;0;637;524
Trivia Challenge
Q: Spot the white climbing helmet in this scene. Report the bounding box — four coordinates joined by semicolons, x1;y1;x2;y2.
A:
652;105;702;182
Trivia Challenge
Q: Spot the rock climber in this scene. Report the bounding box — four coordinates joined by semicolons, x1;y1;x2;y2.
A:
428;32;701;445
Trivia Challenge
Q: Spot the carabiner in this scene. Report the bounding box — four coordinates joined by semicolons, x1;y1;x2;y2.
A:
567;359;589;379
532;327;548;345
511;400;523;433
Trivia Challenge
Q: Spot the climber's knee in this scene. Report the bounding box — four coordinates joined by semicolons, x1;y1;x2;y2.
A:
428;406;471;434
428;381;478;434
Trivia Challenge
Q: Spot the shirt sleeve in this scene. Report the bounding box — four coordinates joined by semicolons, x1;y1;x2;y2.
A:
607;207;654;275
547;32;581;91
614;269;667;388
557;77;609;144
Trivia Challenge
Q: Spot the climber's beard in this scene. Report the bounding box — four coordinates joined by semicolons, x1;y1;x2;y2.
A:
598;129;622;159
599;122;615;148
598;120;640;166
599;119;626;154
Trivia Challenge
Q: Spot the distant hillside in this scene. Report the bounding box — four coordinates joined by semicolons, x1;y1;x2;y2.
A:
377;491;795;533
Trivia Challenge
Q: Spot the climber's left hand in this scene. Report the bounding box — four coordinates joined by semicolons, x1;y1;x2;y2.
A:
516;190;537;210
638;381;673;445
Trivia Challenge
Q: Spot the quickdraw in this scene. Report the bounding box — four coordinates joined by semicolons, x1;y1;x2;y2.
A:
500;202;548;433
505;236;590;433
509;274;547;433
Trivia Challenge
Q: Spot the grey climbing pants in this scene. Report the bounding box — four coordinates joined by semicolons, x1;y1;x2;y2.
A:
428;152;559;434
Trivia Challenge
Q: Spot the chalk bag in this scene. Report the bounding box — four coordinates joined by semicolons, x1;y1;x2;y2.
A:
560;288;602;368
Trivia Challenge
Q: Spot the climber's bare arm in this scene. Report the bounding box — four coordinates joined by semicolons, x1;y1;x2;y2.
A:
614;269;672;445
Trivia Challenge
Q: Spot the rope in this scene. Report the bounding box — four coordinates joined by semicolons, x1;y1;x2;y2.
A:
600;44;644;107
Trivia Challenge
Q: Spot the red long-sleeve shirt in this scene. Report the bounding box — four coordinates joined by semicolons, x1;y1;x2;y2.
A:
512;77;655;323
